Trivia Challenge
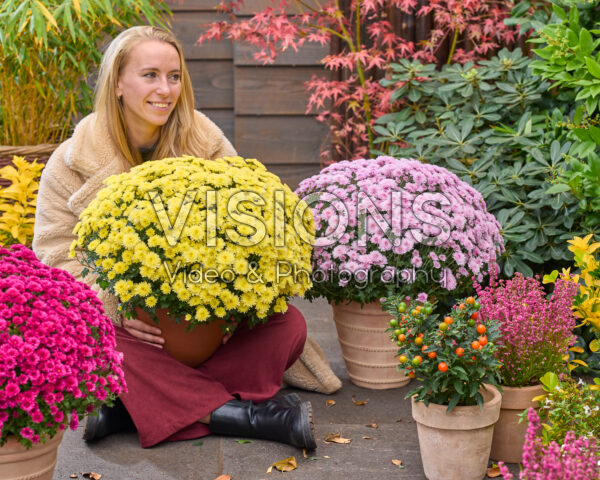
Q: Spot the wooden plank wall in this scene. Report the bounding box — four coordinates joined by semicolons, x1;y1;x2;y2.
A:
169;0;328;190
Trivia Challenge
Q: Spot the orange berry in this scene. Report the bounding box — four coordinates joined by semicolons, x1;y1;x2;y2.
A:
472;355;477;361
471;312;479;321
414;337;424;346
408;371;416;378
428;351;437;359
455;347;464;357
418;333;424;338
444;316;454;325
471;340;481;350
476;324;486;334
421;345;428;352
458;303;466;310
438;362;448;372
478;335;488;346
466;297;475;305
398;334;406;342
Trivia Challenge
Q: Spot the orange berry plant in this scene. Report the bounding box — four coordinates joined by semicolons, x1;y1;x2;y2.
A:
382;294;502;412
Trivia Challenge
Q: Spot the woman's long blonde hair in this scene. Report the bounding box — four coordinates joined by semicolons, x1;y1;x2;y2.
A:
94;26;208;166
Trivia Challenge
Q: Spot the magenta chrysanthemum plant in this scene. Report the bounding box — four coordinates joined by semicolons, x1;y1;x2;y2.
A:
295;157;504;305
0;245;126;449
475;273;578;387
499;408;600;480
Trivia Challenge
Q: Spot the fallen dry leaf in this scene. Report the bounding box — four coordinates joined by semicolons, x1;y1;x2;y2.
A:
352;396;368;406
325;400;336;407
214;476;231;480
324;456;330;459
366;422;378;429
487;466;501;478
70;476;78;479
266;466;273;474
392;459;403;467
324;432;351;444
302;449;308;458
271;456;298;472
362;436;373;440
82;474;102;480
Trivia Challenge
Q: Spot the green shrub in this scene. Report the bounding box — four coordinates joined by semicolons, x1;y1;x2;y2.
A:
0;0;170;146
374;48;580;277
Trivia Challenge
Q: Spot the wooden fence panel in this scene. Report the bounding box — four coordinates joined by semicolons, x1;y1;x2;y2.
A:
234;66;323;115
235;116;326;166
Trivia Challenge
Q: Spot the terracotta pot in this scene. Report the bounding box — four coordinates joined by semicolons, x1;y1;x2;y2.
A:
412;385;502;480
135;307;226;368
0;430;64;480
490;383;544;463
331;301;410;389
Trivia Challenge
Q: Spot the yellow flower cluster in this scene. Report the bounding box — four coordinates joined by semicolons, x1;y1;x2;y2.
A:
70;156;314;326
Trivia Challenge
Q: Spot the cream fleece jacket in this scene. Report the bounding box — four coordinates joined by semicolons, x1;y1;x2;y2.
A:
32;111;341;394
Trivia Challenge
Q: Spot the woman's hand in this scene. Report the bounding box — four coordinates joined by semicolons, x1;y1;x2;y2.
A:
122;316;165;348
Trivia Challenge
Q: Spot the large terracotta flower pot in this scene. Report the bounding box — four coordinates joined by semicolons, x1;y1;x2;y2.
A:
0;430;64;480
331;301;410;389
490;383;544;463
136;307;226;368
412;385;502;480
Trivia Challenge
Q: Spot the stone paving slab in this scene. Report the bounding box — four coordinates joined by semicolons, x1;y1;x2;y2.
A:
54;297;519;479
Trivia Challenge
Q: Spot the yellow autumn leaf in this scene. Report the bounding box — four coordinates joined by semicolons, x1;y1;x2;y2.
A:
324;432;351;444
352;396;368;406
590;339;599;352
532;394;547;403
569;346;585;353
73;0;81;15
392;459;403;466
487;466;502;478
270;456;298;472
325;400;336;407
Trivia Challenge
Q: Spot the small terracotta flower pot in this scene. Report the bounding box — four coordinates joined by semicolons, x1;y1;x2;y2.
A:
0;430;64;480
135;307;226;368
412;385;502;480
331;301;410;389
490;383;544;463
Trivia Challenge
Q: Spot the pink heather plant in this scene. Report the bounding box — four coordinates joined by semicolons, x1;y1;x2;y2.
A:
0;245;126;449
499;407;600;480
474;273;578;387
295;156;504;305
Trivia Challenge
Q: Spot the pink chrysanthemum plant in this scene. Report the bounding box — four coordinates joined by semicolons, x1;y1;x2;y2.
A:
295;156;504;307
0;245;126;449
474;273;579;387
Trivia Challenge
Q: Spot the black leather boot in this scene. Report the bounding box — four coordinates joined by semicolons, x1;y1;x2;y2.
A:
83;398;136;443
209;395;316;450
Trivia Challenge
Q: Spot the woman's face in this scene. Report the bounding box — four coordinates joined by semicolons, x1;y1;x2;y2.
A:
116;40;182;142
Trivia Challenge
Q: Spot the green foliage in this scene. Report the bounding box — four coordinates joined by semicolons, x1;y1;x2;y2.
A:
382;295;502;412
374;48;581;277
0;0;170;145
525;371;600;445
529;1;600;235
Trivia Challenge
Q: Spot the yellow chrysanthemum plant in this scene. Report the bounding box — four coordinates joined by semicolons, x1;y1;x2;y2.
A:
69;156;314;331
544;234;600;355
